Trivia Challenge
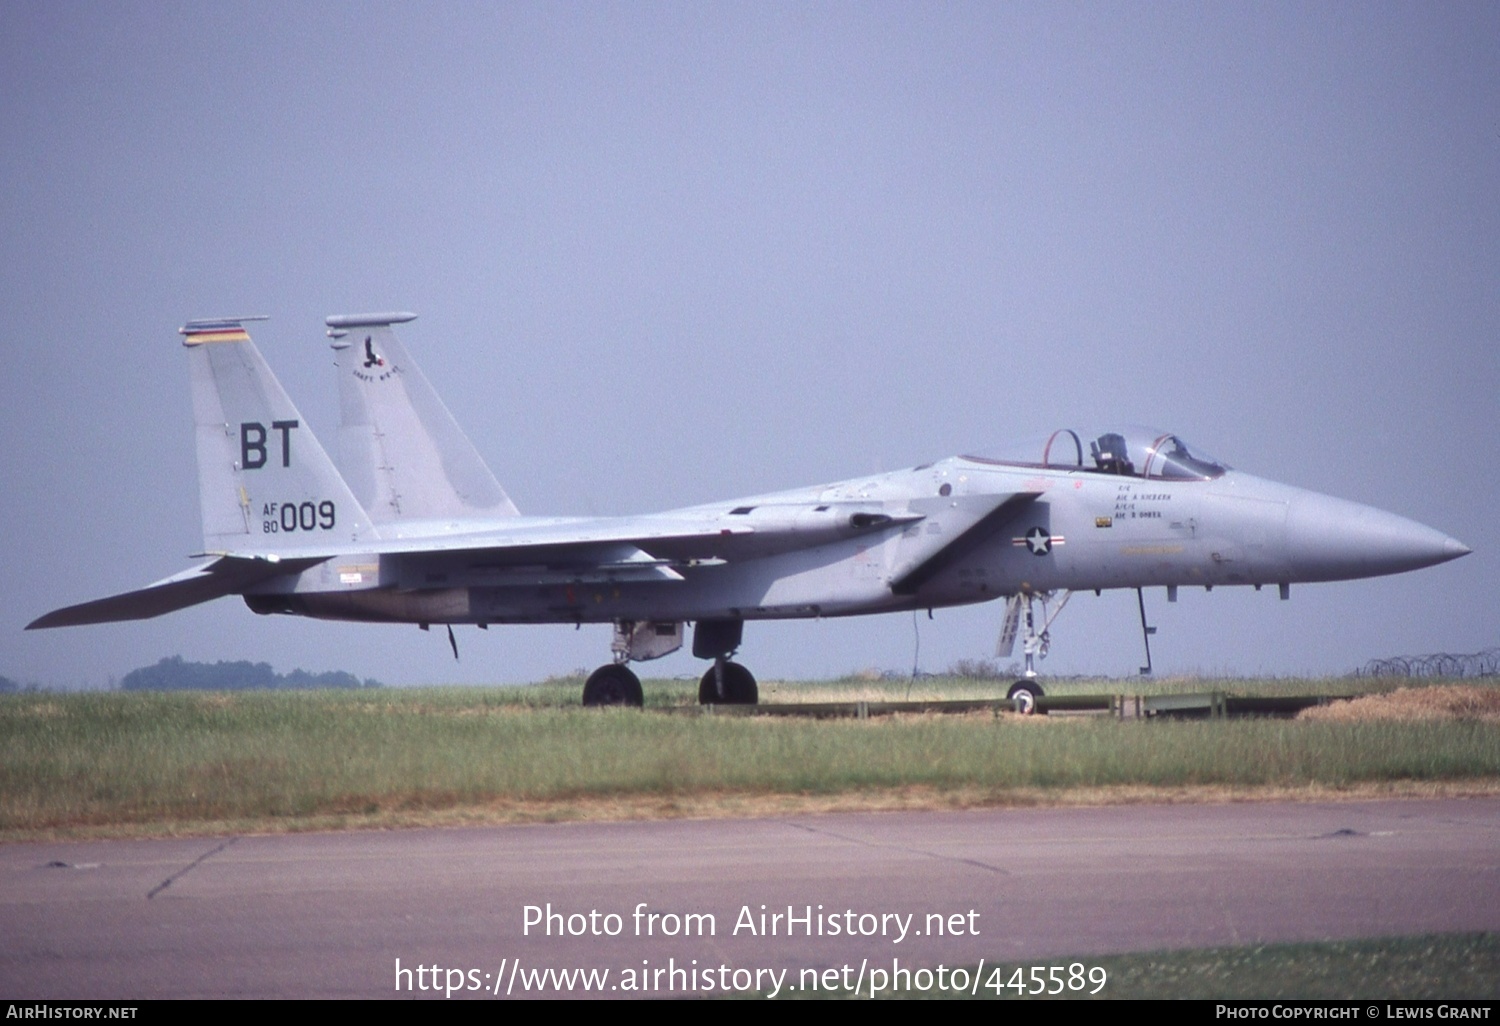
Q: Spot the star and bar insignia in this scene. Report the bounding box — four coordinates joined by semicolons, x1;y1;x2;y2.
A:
1012;526;1064;555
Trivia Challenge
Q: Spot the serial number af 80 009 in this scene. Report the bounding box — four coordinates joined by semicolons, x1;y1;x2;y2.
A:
262;501;336;534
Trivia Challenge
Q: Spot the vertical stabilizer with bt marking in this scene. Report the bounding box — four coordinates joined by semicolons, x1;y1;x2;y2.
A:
182;317;376;554
327;313;520;525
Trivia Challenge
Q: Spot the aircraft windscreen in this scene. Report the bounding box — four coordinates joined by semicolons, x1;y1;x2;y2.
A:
1137;432;1228;480
965;427;1228;480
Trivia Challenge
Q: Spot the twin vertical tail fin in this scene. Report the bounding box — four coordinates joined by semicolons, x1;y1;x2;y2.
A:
327;313;519;525
32;312;506;629
182;317;376;554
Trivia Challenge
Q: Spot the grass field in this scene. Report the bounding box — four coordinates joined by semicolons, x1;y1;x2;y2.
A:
2;676;1497;839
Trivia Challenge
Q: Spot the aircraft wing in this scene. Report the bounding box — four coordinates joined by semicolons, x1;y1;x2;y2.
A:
365;501;931;572
365;494;1040;591
26;555;327;629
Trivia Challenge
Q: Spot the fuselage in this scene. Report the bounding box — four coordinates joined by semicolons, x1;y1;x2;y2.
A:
245;448;1468;628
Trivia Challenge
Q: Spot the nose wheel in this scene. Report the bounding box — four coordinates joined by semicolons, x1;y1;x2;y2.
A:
1007;680;1045;715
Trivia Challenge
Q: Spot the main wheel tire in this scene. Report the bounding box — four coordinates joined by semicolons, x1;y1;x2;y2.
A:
1007;680;1045;716
698;661;758;705
582;664;644;707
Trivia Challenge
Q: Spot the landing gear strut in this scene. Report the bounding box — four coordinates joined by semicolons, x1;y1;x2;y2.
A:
996;590;1072;677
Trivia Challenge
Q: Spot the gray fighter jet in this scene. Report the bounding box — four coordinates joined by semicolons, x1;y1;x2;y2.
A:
29;314;1470;709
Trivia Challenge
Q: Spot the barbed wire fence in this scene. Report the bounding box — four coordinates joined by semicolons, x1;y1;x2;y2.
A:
1356;647;1500;678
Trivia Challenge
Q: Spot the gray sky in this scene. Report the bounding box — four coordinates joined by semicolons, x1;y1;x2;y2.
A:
2;2;1495;688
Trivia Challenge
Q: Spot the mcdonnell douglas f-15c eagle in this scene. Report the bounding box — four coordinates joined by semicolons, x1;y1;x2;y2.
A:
29;314;1471;710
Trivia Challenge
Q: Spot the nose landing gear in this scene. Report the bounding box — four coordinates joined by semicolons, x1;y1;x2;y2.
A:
998;592;1069;715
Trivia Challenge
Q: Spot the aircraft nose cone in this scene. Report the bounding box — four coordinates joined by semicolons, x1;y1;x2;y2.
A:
1286;492;1470;582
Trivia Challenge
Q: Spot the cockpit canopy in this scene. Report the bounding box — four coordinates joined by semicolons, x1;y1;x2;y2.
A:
965;426;1229;481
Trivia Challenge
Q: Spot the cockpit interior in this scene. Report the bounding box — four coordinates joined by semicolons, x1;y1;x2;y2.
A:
966;427;1229;481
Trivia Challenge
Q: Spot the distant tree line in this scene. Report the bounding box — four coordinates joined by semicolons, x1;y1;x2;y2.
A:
120;656;382;691
0;674;21;693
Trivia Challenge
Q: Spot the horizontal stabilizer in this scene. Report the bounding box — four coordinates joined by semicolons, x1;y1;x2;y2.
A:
26;555;324;629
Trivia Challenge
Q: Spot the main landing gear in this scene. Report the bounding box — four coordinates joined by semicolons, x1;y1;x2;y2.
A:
690;619;756;705
582;664;644;707
698;659;758;705
579;618;759;708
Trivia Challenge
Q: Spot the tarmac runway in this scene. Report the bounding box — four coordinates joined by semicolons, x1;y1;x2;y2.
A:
3;797;1497;998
